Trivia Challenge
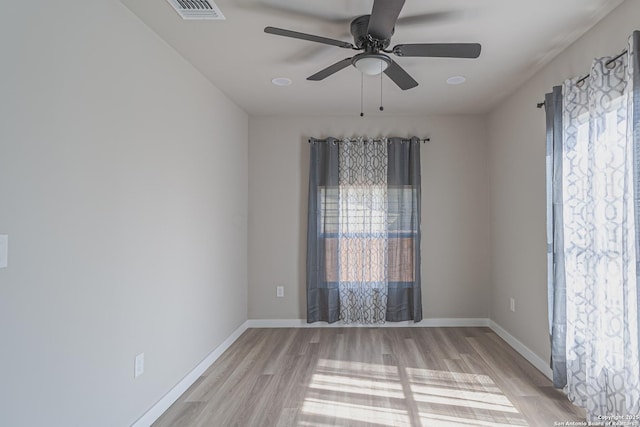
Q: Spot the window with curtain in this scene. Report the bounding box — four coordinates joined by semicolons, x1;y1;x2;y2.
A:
546;31;640;422
307;137;422;324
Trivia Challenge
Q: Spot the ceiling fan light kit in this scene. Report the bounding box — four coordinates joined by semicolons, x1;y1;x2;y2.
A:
353;53;391;76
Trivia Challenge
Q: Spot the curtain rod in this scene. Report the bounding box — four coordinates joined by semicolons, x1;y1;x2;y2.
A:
536;50;628;109
308;137;430;144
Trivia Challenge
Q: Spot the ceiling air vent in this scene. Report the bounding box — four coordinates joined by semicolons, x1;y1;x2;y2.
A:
166;0;225;20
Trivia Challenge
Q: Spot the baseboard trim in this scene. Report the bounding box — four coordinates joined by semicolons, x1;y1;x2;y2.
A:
246;318;490;328
488;319;553;380
131;320;250;427
133;317;551;425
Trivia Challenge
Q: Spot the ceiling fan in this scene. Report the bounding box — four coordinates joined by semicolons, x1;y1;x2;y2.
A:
264;0;481;90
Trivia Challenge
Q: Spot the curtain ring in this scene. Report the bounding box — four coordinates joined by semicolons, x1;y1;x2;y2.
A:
606;60;617;70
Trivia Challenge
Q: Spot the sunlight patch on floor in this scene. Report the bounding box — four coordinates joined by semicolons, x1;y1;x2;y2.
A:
300;358;529;426
317;358;401;375
309;373;405;399
301;397;411;426
406;367;500;391
411;389;520;413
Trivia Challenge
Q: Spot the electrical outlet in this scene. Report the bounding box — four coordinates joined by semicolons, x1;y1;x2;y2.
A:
509;297;516;312
134;353;144;378
276;286;284;297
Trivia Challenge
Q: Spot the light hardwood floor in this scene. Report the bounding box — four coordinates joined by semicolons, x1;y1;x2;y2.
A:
153;327;585;426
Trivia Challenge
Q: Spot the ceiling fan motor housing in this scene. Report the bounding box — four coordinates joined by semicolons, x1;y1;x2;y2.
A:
350;15;392;50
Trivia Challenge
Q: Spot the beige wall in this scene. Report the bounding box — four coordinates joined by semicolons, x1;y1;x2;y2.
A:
0;1;248;426
248;115;491;320
487;0;638;363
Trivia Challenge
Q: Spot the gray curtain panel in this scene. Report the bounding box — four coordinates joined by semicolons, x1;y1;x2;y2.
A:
307;137;422;323
386;137;422;322
545;86;567;388
307;138;340;323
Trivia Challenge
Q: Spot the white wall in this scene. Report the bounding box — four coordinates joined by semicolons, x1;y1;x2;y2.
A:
248;115;491;320
0;1;248;426
487;0;638;363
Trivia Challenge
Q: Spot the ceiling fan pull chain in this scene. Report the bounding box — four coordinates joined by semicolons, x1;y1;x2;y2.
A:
379;68;384;111
360;73;364;117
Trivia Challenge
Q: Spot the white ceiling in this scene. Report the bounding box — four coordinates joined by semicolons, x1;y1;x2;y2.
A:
121;0;623;116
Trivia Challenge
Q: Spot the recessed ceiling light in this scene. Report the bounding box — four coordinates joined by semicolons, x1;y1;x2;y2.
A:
446;75;466;85
271;77;292;86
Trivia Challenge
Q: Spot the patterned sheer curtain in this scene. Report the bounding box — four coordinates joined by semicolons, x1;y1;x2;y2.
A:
307;137;422;324
338;140;389;323
546;32;640;421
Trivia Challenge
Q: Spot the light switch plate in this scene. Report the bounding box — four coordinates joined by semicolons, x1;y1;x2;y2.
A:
0;235;7;269
134;353;144;378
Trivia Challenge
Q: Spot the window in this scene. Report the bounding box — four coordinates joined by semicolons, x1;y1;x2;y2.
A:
320;186;418;284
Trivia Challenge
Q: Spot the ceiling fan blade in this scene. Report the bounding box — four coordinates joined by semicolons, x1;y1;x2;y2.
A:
307;58;353;81
252;4;351;25
367;0;406;41
264;27;354;49
384;60;418;90
393;43;481;58
396;11;460;27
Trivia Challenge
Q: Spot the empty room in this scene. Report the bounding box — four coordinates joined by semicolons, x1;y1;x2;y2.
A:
1;0;640;426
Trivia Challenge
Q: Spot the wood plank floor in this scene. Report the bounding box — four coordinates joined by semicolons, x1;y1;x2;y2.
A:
153;327;585;427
